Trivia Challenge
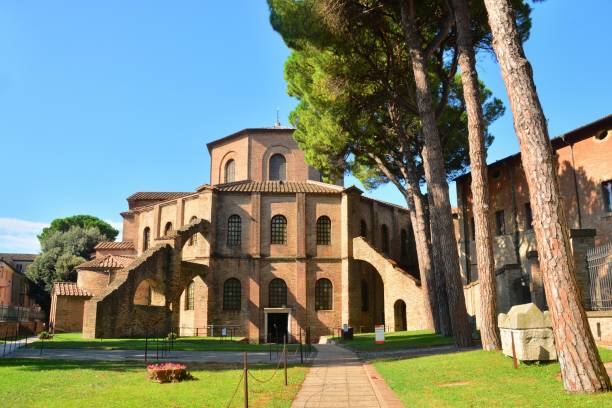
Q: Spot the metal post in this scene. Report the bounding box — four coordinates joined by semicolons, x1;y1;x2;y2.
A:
144;333;148;363
39;336;44;356
299;329;303;364
243;352;249;408
269;341;272;361
284;343;288;387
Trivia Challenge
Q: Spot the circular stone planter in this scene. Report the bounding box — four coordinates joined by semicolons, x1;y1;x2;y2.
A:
147;363;194;383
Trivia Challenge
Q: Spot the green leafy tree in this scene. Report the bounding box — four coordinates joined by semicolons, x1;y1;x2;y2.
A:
39;214;118;242
268;0;507;339
27;226;107;293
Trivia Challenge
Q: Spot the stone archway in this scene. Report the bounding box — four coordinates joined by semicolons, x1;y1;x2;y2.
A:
351;236;427;332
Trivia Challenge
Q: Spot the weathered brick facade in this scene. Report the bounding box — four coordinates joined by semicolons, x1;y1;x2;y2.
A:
52;127;427;341
455;115;612;329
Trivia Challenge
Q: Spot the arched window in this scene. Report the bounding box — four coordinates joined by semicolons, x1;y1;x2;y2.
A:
315;278;333;310
164;222;173;237
361;280;369;312
185;281;195;310
142;227;151;251
223;278;241;311
224;159;235;183
316;216;331;245
360;219;367;238
381;224;389;254
269;278;287;308
188;216;198;246
227;215;241;246
271;215;287;245
269;154;286;181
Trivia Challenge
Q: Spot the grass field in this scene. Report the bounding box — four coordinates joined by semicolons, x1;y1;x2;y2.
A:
26;332;301;352
334;329;455;351
373;347;612;407
0;358;308;408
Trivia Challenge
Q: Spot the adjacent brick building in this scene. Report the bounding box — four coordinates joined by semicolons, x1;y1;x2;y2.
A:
0;253;38;308
51;126;426;341
454;115;612;342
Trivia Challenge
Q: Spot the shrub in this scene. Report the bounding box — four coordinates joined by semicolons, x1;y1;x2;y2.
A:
38;331;53;340
166;332;178;341
146;362;193;383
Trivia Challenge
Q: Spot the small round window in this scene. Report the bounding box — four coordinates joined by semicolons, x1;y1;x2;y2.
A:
594;130;609;141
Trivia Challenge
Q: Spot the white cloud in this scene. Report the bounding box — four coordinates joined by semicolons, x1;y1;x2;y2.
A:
0;218;48;253
0;218;124;253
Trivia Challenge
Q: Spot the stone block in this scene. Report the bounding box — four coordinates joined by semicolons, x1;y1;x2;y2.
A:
500;327;557;361
498;302;557;361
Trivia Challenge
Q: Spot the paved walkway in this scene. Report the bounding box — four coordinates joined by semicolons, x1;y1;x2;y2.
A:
3;346;310;364
292;344;403;408
1;336;38;357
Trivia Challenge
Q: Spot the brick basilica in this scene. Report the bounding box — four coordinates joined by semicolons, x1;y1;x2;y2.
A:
49;126;427;342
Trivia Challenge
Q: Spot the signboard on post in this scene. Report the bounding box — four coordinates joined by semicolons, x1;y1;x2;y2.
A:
221;327;227;337
375;325;385;344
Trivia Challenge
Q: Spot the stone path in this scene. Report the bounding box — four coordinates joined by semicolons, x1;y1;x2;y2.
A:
292;344;403;408
1;336;38;357
3;346;309;364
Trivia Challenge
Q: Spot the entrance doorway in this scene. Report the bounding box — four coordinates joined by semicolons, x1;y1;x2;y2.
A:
394;300;407;331
267;313;288;343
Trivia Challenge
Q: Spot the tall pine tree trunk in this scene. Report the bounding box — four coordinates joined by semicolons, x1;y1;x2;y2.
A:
451;0;501;351
400;0;472;347
426;185;452;336
483;0;611;392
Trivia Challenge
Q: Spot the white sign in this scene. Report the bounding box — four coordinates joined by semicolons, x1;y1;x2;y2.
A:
221;327;227;337
375;325;385;344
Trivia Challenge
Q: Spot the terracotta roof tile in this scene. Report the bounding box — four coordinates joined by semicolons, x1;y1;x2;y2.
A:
215;180;343;194
53;282;92;297
127;192;192;201
76;254;135;270
94;241;135;250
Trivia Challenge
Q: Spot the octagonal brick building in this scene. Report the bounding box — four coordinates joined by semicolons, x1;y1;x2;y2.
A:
53;126;427;342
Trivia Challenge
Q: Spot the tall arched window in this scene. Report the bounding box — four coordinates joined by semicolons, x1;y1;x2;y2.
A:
269;154;286;181
271;215;287;245
316;216;331;245
185;281;195;310
164;222;173;237
269;278;287;307
188;216;198;246
223;278;241;311
361;280;369;312
142;227;151;251
315;278;333;310
360;219;367;238
381;224;389;254
224;159;235;183
227;214;241;247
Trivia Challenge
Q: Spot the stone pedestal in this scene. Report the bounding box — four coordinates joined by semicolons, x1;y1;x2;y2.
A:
498;303;557;361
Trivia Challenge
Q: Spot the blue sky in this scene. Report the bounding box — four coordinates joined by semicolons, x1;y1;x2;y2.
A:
1;1;611;253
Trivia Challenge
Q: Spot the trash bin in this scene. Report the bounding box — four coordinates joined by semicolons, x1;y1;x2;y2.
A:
342;327;354;341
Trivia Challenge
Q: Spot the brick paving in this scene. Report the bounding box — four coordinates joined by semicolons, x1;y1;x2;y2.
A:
292;344;403;408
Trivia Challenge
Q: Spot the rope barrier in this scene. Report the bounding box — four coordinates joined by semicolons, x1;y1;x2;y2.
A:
225;371;244;408
247;346;285;384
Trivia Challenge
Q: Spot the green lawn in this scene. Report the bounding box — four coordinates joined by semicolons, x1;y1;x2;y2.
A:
374;347;612;407
27;332;300;352
334;329;455;351
0;358;308;408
